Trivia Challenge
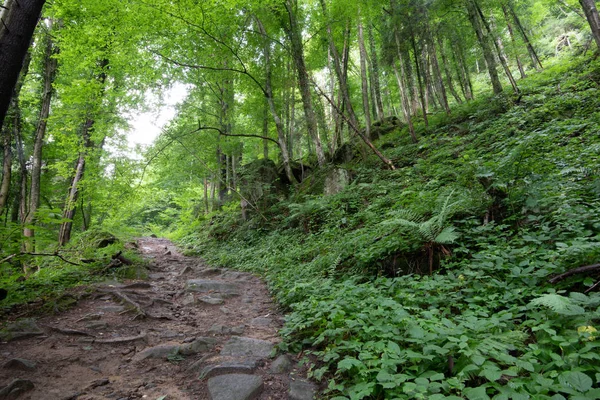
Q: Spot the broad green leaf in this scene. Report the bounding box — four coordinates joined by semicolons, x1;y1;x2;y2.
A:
559;371;593;393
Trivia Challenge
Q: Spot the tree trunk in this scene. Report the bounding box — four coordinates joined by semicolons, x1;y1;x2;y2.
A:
466;0;503;94
0;0;45;132
23;24;57;250
357;13;372;141
427;22;451;114
255;16;298;185
319;0;359;136
437;35;463;104
263;100;269;159
283;0;326;167
367;24;384;121
579;0;600;52
393;30;418;143
502;5;526;79
0;51;30;211
505;2;542;70
410;31;429;126
58;151;86;246
475;3;519;93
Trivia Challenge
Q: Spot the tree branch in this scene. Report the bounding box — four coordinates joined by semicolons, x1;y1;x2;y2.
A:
198;125;279;145
548;263;600;284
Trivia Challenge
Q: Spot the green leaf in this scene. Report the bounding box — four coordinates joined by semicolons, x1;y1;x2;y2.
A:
559;371;593;393
463;386;491;400
337;357;363;371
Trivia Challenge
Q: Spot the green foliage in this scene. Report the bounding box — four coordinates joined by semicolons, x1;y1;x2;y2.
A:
172;55;600;399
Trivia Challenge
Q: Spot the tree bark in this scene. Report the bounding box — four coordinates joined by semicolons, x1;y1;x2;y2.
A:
0;51;30;211
436;35;463;104
501;5;526;79
24;23;57;250
393;30;417;143
505;2;542;70
367;24;384;121
0;0;45;132
466;0;503;94
579;0;600;52
410;31;429;126
255;16;298;185
426;22;450;114
357;13;372;141
283;0;326;167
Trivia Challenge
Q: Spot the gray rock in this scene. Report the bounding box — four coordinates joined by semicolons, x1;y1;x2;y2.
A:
241;297;253;304
186;279;240;297
220;337;274;359
98;305;126;313
182;293;196;306
84;321;109;330
289;380;316;400
179;337;217;355
219;307;231;314
199;296;224;305
250;317;272;327
132;343;180;362
230;326;245;335
131;337;216;362
200;360;257;379
207;374;263;400
0;379;34;399
269;355;292;374
0;319;44;342
324;168;350;196
198;268;222;277
3;358;36;371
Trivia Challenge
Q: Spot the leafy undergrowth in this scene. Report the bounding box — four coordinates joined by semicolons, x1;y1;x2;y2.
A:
177;56;600;399
0;228;147;318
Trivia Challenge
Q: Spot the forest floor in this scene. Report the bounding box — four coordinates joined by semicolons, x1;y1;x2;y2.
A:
0;238;313;400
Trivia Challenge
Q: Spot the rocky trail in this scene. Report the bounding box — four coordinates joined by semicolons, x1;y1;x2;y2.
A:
0;238;316;400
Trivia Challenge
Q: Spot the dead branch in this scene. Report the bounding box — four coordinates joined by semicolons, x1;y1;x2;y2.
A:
47;326;95;337
0;252;82;266
548;263;600;284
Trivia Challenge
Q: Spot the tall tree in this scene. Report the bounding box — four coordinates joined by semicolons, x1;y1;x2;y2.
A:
0;0;46;132
579;0;600;51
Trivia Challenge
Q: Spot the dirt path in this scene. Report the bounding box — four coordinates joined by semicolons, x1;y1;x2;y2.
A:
0;238;314;400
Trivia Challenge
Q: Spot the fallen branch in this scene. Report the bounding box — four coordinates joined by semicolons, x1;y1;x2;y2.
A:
548;263;600;284
80;331;148;344
0;252;82;266
47;326;95;337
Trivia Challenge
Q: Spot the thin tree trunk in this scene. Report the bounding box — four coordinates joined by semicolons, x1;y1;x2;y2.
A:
203;176;209;214
0;0;46;132
58;151;86;246
410;31;429;126
255;16;298;184
466;0;503;94
263;100;269;159
24;24;57;250
506;2;542;70
319;0;360;134
284;0;326;167
502;5;526;79
437;35;463;104
475;3;519;93
394;30;418;143
367;24;384;121
427;22;451;114
357;13;372;141
579;0;600;52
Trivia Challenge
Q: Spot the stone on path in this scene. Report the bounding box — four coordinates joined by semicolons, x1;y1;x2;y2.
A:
200;360;257;379
269;355;292;374
2;358;37;371
207;374;263;400
0;319;44;342
0;379;34;399
186;279;240;297
289;380;316;400
220;337;274;359
250;317;272;327
199;295;224;305
132;337;216;362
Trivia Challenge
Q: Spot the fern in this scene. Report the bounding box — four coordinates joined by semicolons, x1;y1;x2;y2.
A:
529;293;586;316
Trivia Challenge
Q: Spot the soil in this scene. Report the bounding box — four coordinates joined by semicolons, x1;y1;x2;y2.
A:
0;238;307;400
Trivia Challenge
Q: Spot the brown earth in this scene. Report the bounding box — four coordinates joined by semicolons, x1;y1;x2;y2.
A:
0;238;312;400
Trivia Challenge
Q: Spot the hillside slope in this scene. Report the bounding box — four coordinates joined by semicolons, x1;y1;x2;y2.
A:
179;57;600;399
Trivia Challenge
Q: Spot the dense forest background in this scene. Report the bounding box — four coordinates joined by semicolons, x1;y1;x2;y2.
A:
1;0;600;398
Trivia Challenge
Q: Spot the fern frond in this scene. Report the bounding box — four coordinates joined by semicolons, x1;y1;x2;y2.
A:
434;226;460;244
529;294;586;316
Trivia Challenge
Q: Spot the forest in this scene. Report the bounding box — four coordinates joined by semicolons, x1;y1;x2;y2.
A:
1;0;600;398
